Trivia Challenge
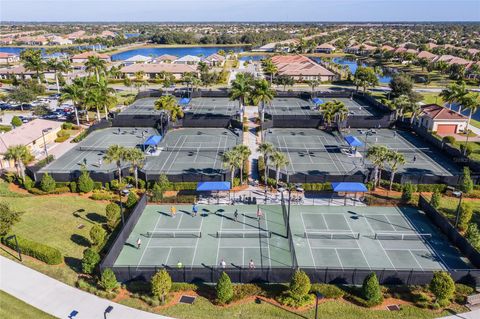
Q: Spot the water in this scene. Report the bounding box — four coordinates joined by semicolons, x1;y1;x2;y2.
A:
111;46;246;61
238;55;265;61
124;33;140;38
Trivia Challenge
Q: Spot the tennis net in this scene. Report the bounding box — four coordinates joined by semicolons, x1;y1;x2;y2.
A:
163;146;233;153
146;230;202;238
78;146;109;152
276;146;342;153
304;231;360;240
389;148;432;154
374;232;432;240
216;230;271;238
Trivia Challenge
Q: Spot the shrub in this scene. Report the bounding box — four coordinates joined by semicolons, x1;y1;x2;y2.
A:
137;179;146;190
442;136;456;144
460;143;473;156
171;282;197;292
290;270;311;299
52;186;70;194
89;225;107;247
126;191;138;209
232;284;263;300
310;284;344;299
69;181;77;193
460;167;474;194
216;272;234;304
82;248;100;274
72;130;88;143
151;269;172;303
361;273;383;306
454;283;475;304
11;116;22;127
466;223;480;251
93;181;103;190
90;191;115;201
77;170;94;193
62;122;73;130
0;202;22;236
105;203;121;230
55;135;70;143
430;190;441;209
401;182;414;202
40;173;56;193
99;268;118;292
158;195;197;203
22;175;34;190
429;271;455;306
458;202;473;232
3;235;62;265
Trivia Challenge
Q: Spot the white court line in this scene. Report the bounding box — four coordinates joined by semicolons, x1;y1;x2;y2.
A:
282;136;296;174
165;137;187;174
219;246;262;249
159;135;185;171
164;248;173;265
363;214;396;270
383;214;411;232
409;250;425;271
216;213;225;265
334;249;344;269
136;212;164;269
149;245;197;248
190;217;204;266
264;208;272;268
303;143;314;163
316;136;340;174
300;213;317;268
343;215;371;270
242;248;245;266
321;214;329;230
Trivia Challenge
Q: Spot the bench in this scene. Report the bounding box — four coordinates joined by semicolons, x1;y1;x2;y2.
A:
466;293;480;310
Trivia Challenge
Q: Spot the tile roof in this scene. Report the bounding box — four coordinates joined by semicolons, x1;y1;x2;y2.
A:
156;54;178;61
0;52;18;58
121;63;197;74
420;104;467;121
417;51;437;60
71;51;110;60
271;55;335;77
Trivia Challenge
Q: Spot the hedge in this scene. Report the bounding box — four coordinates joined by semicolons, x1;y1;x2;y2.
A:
2;235;62;265
302;183;332;191
153;195;197;203
378;180;447;193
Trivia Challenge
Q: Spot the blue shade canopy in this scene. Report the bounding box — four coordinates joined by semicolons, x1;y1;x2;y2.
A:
331;182;368;192
196;181;231;191
344;135;364;147
312;98;324;105
143;135;162;146
179;98;191;105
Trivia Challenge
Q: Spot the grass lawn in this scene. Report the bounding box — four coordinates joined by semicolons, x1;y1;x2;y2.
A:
119;296;457;319
0;291;55;319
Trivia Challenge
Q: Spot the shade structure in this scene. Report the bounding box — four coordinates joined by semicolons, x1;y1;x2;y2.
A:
331;182;368;193
179;98;191;105
344;135;364;147
312;98;324;105
143;135;162;146
196;181;231;191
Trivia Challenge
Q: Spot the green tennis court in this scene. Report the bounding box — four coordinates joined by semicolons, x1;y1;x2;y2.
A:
122;97;160;116
266;97;317;116
185;97;239;116
320;97;380;116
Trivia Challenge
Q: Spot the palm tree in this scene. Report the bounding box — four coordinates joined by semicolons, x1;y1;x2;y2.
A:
233;144;251;185
320;100;348;129
47;58;71;93
104;145;127;184
252;79;275;123
222;149;242;186
230;73;252;113
306;80;320;97
386;151;406;190
261;59;278;85
60;80;85;126
154;95;184;121
270;151;289;187
124;147;145;188
257;142;275;186
4;145;33;180
392;95;411;120
460;92;480;150
85;79;116;121
21;49;45;85
366;145;389;189
85;56;107;82
440;81;467;110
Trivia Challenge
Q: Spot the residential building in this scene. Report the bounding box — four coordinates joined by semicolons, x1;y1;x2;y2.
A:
71;51;111;64
48;36;73;46
120;63;198;80
270;55;336;82
203;53;226;66
155;54;178;63
315;43;336;53
16;36;48;45
174;55;201;65
415;104;468;134
123;55;152;65
0;53;20;65
417;51;438;60
66;30;86;40
0;37;13;45
344;44;377;55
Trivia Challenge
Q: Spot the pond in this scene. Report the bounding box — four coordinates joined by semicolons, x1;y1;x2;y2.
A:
111;46;247;61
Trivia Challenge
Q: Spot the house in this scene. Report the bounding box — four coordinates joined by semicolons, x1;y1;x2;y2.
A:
467;49;480;57
155;54;178;63
16;36;49;45
100;31;117;38
381;45;395;52
48;36;73;46
0;53;20;65
425;42;438;50
415;104;467;134
203;53;226;67
433;55;471;67
174;55;201;65
71;51;111;64
344;44;377;55
0;65;55;80
417;51;438;61
120;63;198;80
270;55;336;82
315;43;336;53
123;55;152;65
254;39;300;53
0;37;13;45
66;30;86;40
0;119;62;170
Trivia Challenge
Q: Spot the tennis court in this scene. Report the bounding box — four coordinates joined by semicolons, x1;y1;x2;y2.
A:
143;128;241;177
184;97;239;116
40;127;158;174
121;97;160;116
264;128;363;175
346;128;459;176
114;204;292;268
319;97;380;116
265;97;317;116
290;205;471;270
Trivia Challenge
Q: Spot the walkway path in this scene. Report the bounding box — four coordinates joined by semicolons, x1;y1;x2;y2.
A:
244;105;260;182
0;256;173;319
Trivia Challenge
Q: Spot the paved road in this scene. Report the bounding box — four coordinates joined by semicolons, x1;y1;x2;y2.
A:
0;256;173;319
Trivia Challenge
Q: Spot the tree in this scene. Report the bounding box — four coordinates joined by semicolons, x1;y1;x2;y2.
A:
99;268;118;292
270;151;289;187
60;80;86;126
11;116;23;127
391;95;411;120
430;190;441;209
223;149;242;185
89;224;107;247
124;148;145;188
306;80;320;97
459;92;480;139
273;74;294;91
77;169;94;193
85;78;116;121
402;182;414;203
460;167;474;194
123;76;132;91
154;95;184;121
0;202;22;236
81;248;100;274
85;56;107;82
216;272;233;304
257;142;275;186
105;203;121;230
40;173;56;193
362;273;383;306
389;74;414;98
252;79;275;123
458;202;473;232
289;270;311;299
20;49;45;84
233;144;251;185
261;58;278;84
8;85;37;111
429;271;455;306
47;58;71;93
229;72;252;112
320;100;348;129
366;145;389;188
4;145;33;180
153;174;171;201
466;223;480;251
353;66;378;92
151;269;172;303
104;145;127;184
440;81;468;112
126;191;138;209
386;151;406;190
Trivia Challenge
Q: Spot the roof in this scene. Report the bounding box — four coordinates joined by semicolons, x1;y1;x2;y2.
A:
344;135;363;147
0;119;62;154
271;55;335;77
420;104;467;121
0;52;18;58
0;65;33;75
156;54;178;61
143;135;162;146
179;98;191;105
196;181;231;191
331;182;368;193
121;63;197;74
417;51;437;60
347;44;376;51
204;53;226;63
124;55;152;62
317;43;336;50
175;55;201;62
381;45;395;51
71;51;110;60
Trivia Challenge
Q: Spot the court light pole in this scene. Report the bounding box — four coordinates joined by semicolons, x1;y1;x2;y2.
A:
42;128;52;163
454;191;463;228
119;189;125;226
314;292;322;319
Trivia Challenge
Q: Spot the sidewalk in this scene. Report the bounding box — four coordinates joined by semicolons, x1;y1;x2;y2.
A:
0;256;173;319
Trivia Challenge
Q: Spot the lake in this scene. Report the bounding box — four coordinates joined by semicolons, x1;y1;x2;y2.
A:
111;46;247;61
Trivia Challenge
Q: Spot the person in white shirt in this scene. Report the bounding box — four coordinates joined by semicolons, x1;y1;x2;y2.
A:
220;259;226;269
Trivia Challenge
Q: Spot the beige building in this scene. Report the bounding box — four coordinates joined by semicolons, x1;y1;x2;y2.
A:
121;63;198;80
270;55;336;82
415;104;468;134
0;119;62;170
71;51;111;64
0;53;20;65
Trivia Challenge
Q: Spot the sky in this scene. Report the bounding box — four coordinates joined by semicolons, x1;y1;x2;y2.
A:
1;0;479;22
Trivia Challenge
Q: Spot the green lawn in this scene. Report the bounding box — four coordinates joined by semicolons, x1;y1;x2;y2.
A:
119;296;458;319
0;291;55;319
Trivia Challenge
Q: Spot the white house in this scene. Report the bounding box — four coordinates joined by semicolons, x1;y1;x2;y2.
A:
415;104;468;134
0;53;20;65
123;55;152;65
71;51;111;64
174;55;201;65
